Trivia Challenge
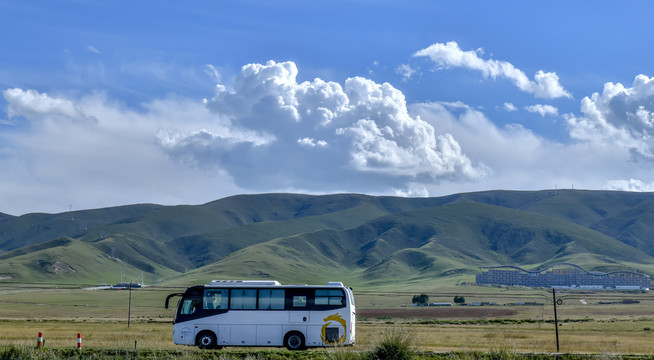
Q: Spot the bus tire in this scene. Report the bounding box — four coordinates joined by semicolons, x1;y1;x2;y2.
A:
196;331;217;350
284;331;305;350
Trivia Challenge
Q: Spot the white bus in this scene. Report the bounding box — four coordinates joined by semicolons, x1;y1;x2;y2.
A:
165;280;356;350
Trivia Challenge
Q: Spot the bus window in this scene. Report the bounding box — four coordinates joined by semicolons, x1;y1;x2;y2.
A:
179;288;203;315
180;298;202;315
204;289;228;310
292;295;307;308
180;299;194;315
315;289;344;306
259;289;285;310
230;289;257;309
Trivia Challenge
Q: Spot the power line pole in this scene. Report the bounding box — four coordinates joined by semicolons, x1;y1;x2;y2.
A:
128;281;133;328
552;289;560;352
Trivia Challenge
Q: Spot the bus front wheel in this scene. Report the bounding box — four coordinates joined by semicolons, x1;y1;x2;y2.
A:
196;331;217;350
284;331;306;351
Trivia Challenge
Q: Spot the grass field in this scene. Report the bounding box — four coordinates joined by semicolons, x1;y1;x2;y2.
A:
3;284;654;356
4;320;654;356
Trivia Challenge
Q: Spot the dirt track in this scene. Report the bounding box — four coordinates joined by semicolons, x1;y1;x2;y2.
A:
358;307;518;319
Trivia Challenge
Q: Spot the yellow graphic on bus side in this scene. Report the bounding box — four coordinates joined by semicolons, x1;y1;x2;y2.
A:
320;313;347;344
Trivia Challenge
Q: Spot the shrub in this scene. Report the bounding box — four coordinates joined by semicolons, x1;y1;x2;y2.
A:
488;344;517;360
368;328;415;360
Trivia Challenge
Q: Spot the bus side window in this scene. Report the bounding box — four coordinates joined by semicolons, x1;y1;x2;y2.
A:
292;295;307;308
259;289;285;310
315;289;344;306
230;289;257;309
204;289;228;310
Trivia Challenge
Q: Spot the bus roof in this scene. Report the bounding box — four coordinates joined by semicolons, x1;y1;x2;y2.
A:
206;280;345;288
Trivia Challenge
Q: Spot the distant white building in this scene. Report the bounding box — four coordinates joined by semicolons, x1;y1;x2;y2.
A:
476;263;650;290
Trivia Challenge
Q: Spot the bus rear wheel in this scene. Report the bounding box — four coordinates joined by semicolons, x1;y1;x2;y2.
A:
284;331;305;350
196;331;218;349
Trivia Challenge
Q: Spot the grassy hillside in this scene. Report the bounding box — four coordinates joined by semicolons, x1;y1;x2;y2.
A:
0;237;176;284
2;190;654;288
170;202;654;288
0;204;163;252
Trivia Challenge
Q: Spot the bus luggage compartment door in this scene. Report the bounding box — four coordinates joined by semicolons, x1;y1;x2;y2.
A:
218;325;230;346
231;325;256;346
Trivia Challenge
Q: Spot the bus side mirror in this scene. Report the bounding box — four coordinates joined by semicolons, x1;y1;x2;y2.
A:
165;293;184;309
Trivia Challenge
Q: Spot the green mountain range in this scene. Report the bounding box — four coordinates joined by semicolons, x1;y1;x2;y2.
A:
1;190;654;287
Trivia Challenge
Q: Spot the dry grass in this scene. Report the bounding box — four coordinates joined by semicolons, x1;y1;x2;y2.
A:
0;320;173;350
4;320;654;354
355;322;654;354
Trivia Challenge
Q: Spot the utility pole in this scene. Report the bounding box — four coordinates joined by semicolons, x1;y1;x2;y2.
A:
552;289;560;352
128;281;133;328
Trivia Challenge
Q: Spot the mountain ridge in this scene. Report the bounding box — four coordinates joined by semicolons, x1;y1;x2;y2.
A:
1;190;654;287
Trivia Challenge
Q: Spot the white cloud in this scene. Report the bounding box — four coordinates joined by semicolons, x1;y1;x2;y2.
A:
404;74;654;196
396;64;417;81
3;88;97;123
605;178;654;192
203;64;221;83
160;60;488;193
565;74;654;161
393;183;429;197
86;46;100;54
297;137;327;147
503;102;518;112
414;41;572;99
409;100;643;196
525;104;558;117
0;89;241;215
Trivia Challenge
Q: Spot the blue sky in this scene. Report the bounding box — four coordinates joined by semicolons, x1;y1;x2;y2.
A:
2;1;654;215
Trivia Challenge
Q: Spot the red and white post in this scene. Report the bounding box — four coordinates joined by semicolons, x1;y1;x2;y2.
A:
77;333;82;350
37;332;43;348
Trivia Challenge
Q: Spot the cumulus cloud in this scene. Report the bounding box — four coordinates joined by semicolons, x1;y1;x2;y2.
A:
414;41;572;99
158;60;488;193
525;104;558;117
409;101;643;196
565;74;654;161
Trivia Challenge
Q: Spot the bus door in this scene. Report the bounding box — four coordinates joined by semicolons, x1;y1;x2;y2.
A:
287;290;311;324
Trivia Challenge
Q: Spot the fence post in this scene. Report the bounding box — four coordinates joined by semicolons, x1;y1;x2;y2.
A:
77;333;82;350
